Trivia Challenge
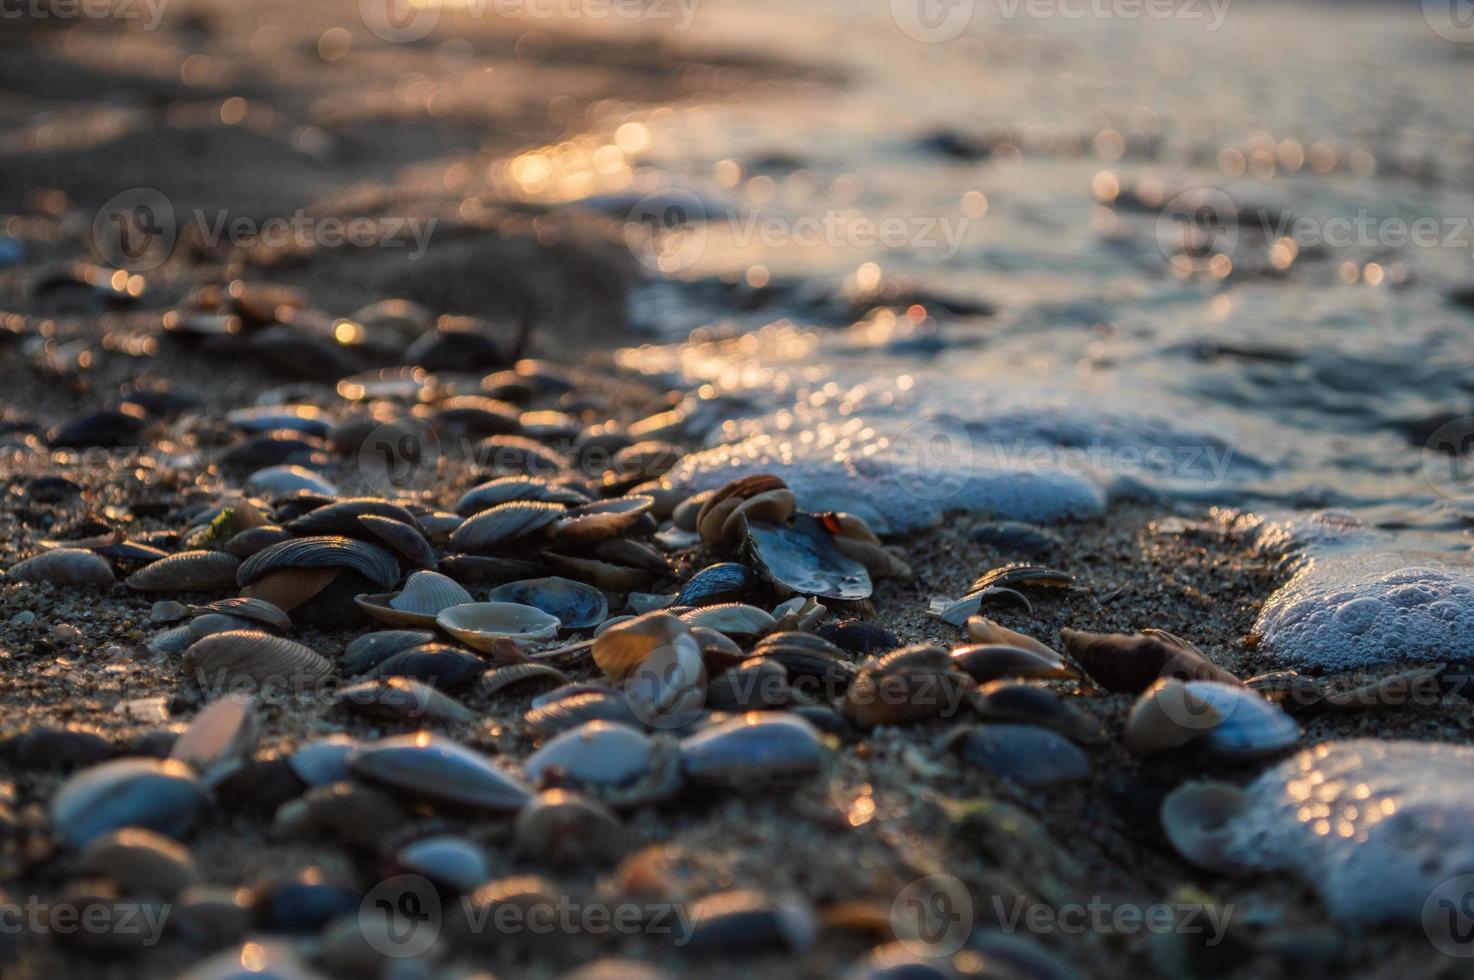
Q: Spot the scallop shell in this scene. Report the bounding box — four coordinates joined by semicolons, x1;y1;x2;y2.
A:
355;570;473;627
285;499;419;536
349;733;534;812
237;536;400;590
436;602;560;650
125;551;241;592
189;597;291;633
449;501;564;554
182;631;333;688
6;548;116;587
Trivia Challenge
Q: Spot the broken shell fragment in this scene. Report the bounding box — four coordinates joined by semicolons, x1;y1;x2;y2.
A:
1159;781;1247;874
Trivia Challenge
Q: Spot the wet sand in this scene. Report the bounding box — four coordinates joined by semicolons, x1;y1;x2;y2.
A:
1;4;1470;979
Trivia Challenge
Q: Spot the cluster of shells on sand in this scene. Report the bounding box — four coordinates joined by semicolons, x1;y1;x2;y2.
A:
0;285;1464;976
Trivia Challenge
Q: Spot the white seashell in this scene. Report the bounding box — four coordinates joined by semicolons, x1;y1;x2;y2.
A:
354;570;475;627
679;603;777;638
436;602;560;651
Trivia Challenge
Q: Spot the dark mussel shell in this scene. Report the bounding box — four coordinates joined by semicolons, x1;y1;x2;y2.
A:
739;515;871;601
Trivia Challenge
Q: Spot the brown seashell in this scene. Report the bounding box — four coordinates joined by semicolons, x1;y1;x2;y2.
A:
841;668;973;727
6;548;116;587
543;552;650;592
239;567;339;611
1059;628;1240;693
950;644;1079;683
550;496;655;550
77;828;200;897
182;631;333;689
1124;679;1224;755
591;611;692;681
965;616;1064;661
126;551;241;592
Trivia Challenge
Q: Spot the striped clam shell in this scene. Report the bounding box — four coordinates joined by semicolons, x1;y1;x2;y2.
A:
189;597;291;633
477;663;570;698
126;551;242;592
181;630;333;688
343;630;436;676
338;677;476;725
285;499;420;536
454;477;590;517
223;525;295;558
355;571;472;627
550;495;654;549
448;502;564;554
356;514;437;570
237;536;400;590
6;548;115;587
679;603;777;638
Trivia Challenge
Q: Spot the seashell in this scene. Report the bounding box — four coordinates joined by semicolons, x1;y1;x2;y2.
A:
148;624;194;656
50;758;206;848
210;752;305;815
244;465;338;497
965;616;1063;661
182;613;260;643
841;667;974;727
417;510;464;543
675;562;759;607
78;828;200;897
182;631;333;689
1059;628;1240;693
628;591;678;614
5;548;115;587
45;879;169;952
227;404;330;437
690;626;744;657
335;366;435;403
696;475;789;536
433;396;523;440
753;631;856;690
543;552;651;592
817;618;898;655
524;691;641;736
440;553;548;584
971;682;1103;743
474;434;567;476
338;677;476;725
172;885;254;948
739;514;872;601
673;489;715;531
286;735;358;787
449;501;564;554
455;875;569;947
1159;781;1246;873
355;570;472;627
591;611;692;681
489;576;609;630
514;789;623;866
680;712;827;786
594;537;670;575
1133;680;1299;761
170;693;259;780
350;733;534;812
950;724;1090;786
368;643;487;690
684;890;818;955
177;942;317;980
966;564;1075;596
397;834;492;893
48;407;148;448
715;490;797;546
927;590;1033;625
355;513;437;569
438;602;560;650
611;440;684;481
284;498;419;537
455;476;589;516
190;597;292;633
680;602;776;638
277;778;409;848
950;644;1079;683
517;409;580;441
256;868;360;933
827;535;914;579
1124;678;1225;755
478;663;570;697
550;495;656;550
770;595;827;633
706;658;792;712
238;567;339;611
0;725;115;770
343;629;437;675
238;535;400;590
525;721;662;790
623;631;707;729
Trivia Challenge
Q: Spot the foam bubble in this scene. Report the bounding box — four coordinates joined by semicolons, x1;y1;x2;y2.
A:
1221;740;1474;926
